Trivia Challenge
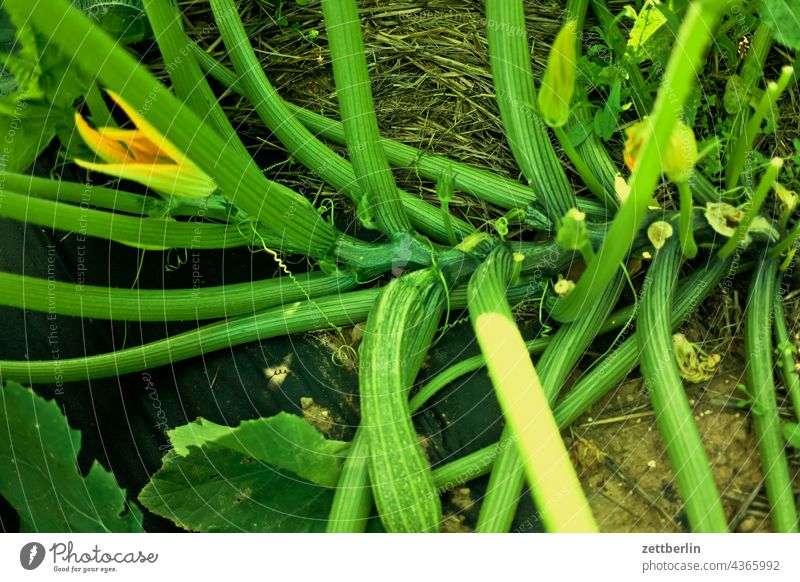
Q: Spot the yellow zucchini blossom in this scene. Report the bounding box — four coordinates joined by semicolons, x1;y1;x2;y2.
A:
624;118;698;184
74;90;216;199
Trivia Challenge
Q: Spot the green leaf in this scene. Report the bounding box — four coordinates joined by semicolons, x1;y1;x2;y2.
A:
0;112;57;172
761;0;800;50
595;77;621;141
168;412;347;487
0;6;44;101
0;381;143;532
168;417;235;457
140;413;347;532
35;34;92;110
566;111;593;147
626;0;667;57
139;445;334;532
784;422;800;448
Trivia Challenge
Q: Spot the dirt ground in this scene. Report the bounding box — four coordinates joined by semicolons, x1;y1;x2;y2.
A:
570;364;791;532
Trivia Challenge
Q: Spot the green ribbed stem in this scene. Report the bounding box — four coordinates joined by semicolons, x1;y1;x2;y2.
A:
475;256;624;532
726;67;793;192
83;82;116;127
773;275;800;422
325;428;374;533
744;258;799;532
320;0;411;237
0;271;357;321
0;278;536;386
767;224;800;259
208;0;465;244
0;289;378;384
1;171;236;222
189;44;614;224
677;181;698;258
552;124;613;206
144;0;250;161
638;238;727;532
468;247;598;532
724;23;774;193
1;172;150;215
0;189;258;250
485;0;574;220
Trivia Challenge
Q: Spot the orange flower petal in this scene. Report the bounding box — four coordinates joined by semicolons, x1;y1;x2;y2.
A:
125;132;174;164
105;90;190;167
74;112;131;164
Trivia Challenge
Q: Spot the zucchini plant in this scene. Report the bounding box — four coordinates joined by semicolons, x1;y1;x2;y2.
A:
0;0;798;534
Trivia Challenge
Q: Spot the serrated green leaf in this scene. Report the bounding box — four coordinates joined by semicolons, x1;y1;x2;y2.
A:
0;3;88;172
140;413;348;532
139;445;334;532
168;412;347;487
0;381;143;532
168;417;232;456
761;0;800;50
1;2;94;110
1;4;41;67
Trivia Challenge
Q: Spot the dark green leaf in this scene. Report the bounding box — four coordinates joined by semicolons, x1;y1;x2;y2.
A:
168;412;347;487
566;115;593;147
0;381;143;532
139;445;334;532
140;413;347;532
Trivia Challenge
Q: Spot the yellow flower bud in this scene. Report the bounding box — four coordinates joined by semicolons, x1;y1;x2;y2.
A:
556;207;588;251
664;122;698;183
538;20;578;128
554;275;576;297
623;119;648;173
647;221;673;250
776;183;798;215
624;119;698;183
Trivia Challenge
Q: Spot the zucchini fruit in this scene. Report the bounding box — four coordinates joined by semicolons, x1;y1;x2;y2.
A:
359;269;446;532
